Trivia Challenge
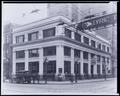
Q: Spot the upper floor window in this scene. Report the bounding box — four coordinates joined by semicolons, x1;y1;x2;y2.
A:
107;57;109;63
97;42;101;50
65;28;71;38
91;40;96;47
107;47;109;52
64;46;71;56
28;32;38;41
102;56;105;62
43;27;55;38
16;50;25;58
83;51;88;60
74;32;81;42
74;49;80;58
16;35;24;43
29;48;39;58
97;55;101;62
83;36;89;45
43;46;56;56
102;45;106;51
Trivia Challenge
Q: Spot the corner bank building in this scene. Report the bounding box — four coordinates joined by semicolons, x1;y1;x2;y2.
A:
12;16;111;80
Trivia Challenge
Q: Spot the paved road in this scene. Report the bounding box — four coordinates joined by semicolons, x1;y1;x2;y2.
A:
1;78;117;95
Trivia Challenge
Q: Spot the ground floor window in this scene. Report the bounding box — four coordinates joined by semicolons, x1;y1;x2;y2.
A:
91;65;94;74
29;62;39;73
43;61;56;74
64;61;71;74
97;65;100;74
16;62;25;72
74;62;80;74
83;63;88;75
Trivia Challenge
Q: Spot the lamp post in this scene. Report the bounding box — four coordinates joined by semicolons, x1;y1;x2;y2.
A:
44;57;49;84
75;58;79;83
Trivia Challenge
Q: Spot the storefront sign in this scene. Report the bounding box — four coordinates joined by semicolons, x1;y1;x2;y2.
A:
77;13;117;31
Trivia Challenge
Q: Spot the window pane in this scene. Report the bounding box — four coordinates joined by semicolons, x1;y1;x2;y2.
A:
43;61;56;74
91;40;96;47
64;46;71;56
102;45;106;51
107;47;109;52
16;50;25;58
28;32;38;41
74;49;80;58
97;43;101;50
16;62;25;72
75;32;81;42
83;36;89;45
43;46;56;56
43;27;55;38
29;48;39;58
65;28;71;38
16;35;24;43
97;65;100;74
64;61;71;74
83;63;88;74
97;55;101;62
83;51;88;59
29;62;39;73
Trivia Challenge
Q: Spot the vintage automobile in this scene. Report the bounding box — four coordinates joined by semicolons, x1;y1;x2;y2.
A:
12;70;40;84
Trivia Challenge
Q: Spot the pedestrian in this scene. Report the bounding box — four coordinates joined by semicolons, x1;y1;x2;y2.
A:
75;74;77;83
69;73;74;83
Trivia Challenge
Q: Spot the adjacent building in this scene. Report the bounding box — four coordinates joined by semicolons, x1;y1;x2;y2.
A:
3;23;13;79
12;16;111;80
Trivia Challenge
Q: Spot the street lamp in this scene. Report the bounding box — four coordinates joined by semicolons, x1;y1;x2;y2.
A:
75;58;79;83
44;57;49;84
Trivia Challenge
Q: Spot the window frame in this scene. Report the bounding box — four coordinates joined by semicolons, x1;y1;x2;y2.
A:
43;46;56;56
28;48;39;58
43;27;56;38
16;50;25;59
28;31;38;41
64;46;71;56
83;36;89;45
16;35;25;43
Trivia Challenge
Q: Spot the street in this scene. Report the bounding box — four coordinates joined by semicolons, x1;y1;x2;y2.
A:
1;78;117;95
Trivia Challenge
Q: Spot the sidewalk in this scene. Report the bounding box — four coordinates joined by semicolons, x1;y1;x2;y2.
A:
3;77;116;85
44;78;116;84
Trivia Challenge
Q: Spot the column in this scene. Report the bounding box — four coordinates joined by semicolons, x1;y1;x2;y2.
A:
88;53;91;75
39;48;43;76
100;56;103;75
80;51;84;75
12;51;16;75
56;45;64;74
25;50;28;71
81;35;83;43
13;35;16;44
39;30;43;39
93;55;97;75
25;33;28;42
71;48;74;74
71;31;75;39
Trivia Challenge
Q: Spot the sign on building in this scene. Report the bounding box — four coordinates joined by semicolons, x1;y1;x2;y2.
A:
77;13;117;31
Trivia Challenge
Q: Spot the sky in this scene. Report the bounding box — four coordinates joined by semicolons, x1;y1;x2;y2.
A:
2;4;48;25
2;2;117;26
